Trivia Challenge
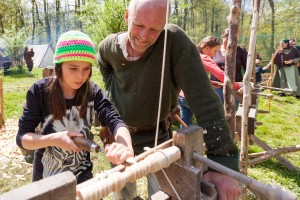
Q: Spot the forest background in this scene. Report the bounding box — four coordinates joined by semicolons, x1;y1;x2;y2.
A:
0;0;299;65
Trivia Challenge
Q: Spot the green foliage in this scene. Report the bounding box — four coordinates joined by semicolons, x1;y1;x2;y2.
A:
2;28;28;66
238;0;300;60
2;66;41;119
80;0;128;46
170;0;230;42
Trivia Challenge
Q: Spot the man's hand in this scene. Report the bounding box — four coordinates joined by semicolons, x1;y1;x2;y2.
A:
203;171;241;200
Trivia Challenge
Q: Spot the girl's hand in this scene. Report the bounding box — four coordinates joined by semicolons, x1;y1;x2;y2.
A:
52;131;83;153
105;142;134;165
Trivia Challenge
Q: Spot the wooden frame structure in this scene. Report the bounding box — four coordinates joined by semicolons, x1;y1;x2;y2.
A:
0;125;297;200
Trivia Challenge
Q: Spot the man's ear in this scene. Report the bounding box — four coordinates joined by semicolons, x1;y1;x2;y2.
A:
125;9;129;24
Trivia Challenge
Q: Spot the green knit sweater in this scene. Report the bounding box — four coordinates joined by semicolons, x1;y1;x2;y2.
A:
98;24;239;171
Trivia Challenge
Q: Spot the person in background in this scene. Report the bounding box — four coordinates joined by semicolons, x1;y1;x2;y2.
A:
289;38;300;75
24;47;35;76
264;39;300;98
255;55;268;85
17;30;134;184
212;28;248;108
178;36;243;127
289;38;300;52
98;0;241;199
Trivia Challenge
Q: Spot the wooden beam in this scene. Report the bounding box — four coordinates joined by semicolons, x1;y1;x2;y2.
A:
155;125;204;199
250;135;299;171
0;171;76;200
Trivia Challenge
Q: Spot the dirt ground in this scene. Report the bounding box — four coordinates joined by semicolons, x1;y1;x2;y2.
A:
0;118;32;194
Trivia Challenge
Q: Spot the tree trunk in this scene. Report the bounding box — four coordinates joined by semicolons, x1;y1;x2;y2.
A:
203;8;208;33
210;7;215;33
268;0;275;53
31;0;35;44
224;0;241;139
43;0;52;45
182;0;188;31
190;0;194;29
56;0;61;42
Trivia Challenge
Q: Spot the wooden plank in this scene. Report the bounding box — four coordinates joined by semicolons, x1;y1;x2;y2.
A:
155;125;204;199
250;135;299;171
42;66;54;78
172;125;204;168
236;106;257;137
0;171;76;200
155;163;201;200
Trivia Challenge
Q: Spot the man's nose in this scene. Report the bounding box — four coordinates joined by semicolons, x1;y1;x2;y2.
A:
139;30;149;40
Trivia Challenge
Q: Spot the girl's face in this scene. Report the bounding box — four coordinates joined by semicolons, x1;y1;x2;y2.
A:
60;60;91;98
203;45;221;57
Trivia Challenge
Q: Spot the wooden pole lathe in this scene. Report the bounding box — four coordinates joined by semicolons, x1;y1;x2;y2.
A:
76;146;181;200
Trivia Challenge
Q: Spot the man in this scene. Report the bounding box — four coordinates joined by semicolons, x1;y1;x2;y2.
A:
289;39;300;75
98;0;241;199
24;47;35;76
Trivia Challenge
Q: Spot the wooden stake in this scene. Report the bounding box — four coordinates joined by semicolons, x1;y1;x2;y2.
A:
0;77;3;127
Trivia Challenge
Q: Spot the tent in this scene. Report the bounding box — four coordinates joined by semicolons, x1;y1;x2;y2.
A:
29;44;54;68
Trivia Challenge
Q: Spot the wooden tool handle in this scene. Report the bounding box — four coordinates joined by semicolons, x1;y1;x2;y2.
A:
192;153;297;200
248;179;297;200
72;137;102;153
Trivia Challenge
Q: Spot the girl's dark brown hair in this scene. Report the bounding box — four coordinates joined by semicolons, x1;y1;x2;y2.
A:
46;63;92;120
197;36;221;53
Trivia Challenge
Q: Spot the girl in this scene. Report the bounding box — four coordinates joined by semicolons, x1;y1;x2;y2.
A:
178;36;243;126
17;31;133;184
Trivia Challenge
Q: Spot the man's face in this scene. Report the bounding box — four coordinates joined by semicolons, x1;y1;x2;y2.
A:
280;41;288;48
126;2;166;54
289;40;296;46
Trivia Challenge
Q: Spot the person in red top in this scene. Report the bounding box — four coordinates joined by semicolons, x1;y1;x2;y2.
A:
178;36;243;126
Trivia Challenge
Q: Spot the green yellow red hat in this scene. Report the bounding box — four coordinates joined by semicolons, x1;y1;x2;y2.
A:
53;30;96;65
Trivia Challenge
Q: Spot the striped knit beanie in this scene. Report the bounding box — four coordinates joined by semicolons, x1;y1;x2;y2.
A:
53;30;96;65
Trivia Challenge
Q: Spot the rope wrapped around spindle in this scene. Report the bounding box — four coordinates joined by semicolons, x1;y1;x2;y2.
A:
76;146;181;200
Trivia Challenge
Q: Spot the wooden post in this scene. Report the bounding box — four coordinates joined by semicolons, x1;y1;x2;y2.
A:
268;53;275;111
240;0;260;199
0;171;76;200
42;66;54;78
0;77;3;127
224;0;242;139
154;125;214;200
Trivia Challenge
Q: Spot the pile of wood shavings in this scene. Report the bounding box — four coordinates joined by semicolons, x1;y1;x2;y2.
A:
0;118;32;181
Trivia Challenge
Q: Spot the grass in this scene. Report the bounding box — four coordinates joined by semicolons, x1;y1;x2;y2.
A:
247;93;300;196
0;66;299;198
